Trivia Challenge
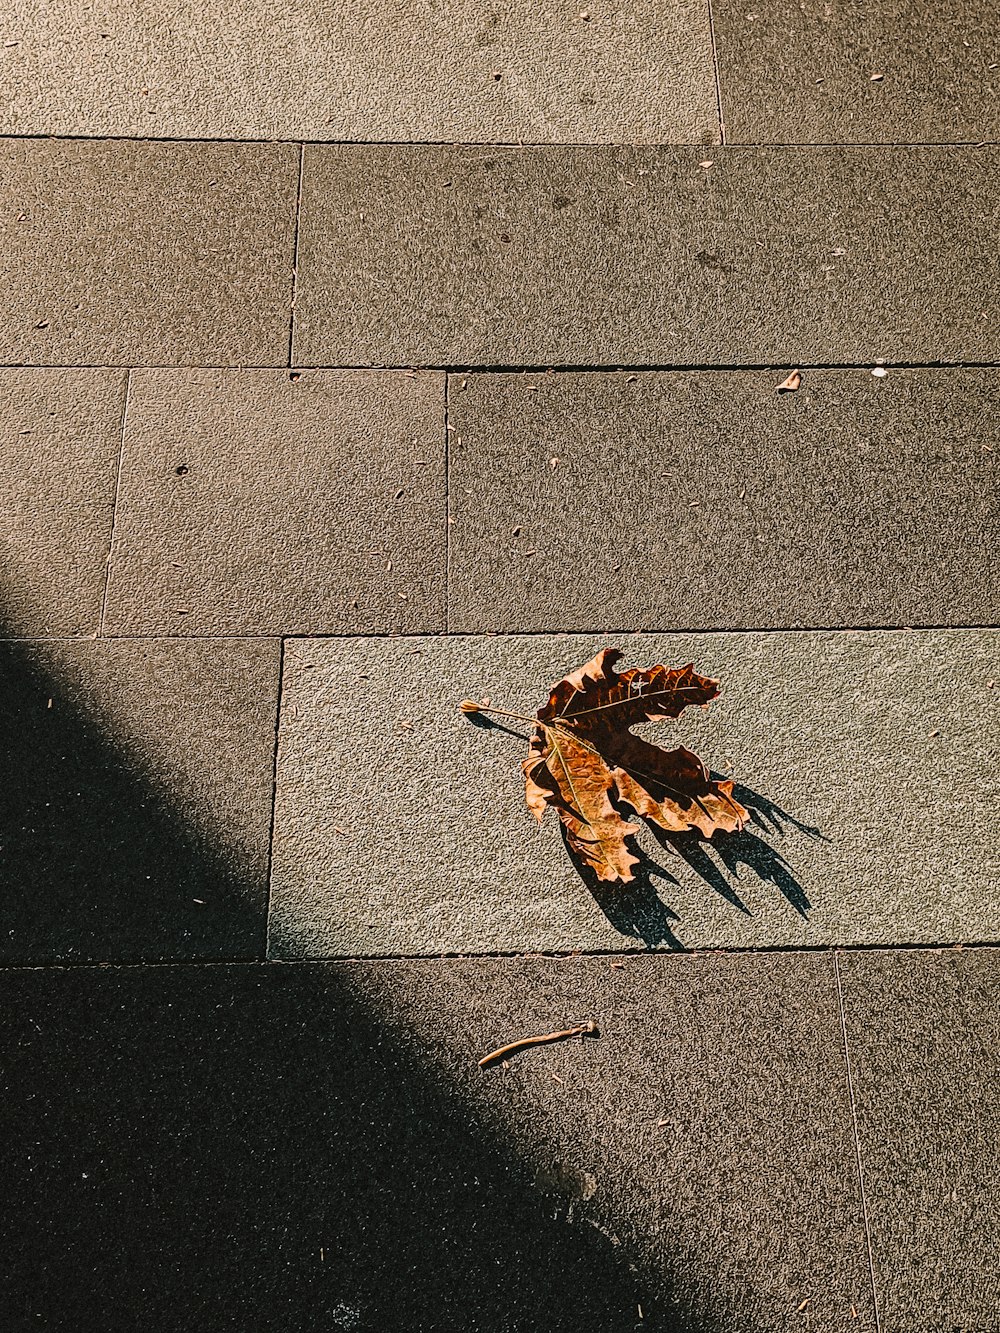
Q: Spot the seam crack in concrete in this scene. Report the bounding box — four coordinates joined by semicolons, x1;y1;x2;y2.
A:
706;0;726;144
98;368;131;636
835;953;883;1333
262;638;286;960
286;143;305;368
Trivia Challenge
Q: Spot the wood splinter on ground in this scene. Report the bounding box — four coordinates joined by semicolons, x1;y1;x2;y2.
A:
478;1020;598;1068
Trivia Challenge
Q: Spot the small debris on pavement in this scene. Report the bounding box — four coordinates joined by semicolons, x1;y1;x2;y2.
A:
698;160;713;169
871;366;888;378
870;71;884;81
478;1020;597;1067
796;1296;812;1312
777;369;801;393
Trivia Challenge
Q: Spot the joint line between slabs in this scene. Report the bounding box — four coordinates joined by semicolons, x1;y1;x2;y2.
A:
0;131;996;148
286;144;305;368
444;373;451;633
7;360;1000;375
2;939;997;974
706;0;726;145
98;368;131;637
834;954;883;1333
262;637;287;960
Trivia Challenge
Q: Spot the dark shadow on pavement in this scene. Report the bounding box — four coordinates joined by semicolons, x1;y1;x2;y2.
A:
0;631;731;1332
0;637;266;963
2;961;711;1333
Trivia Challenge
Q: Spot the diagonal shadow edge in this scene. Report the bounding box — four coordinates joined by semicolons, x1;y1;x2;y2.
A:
0;626;759;1332
0;632;277;964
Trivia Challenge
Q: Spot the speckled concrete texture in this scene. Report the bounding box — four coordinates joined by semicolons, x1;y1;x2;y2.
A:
0;369;124;637
448;369;1000;632
0;637;280;963
0;953;876;1331
103;369;446;635
0;139;299;366
839;948;1000;1330
0;0;719;144
268;630;999;957
293;144;1000;367
715;0;1000;145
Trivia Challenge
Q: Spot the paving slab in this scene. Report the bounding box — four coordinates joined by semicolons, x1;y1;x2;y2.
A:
448;369;1000;633
714;0;1000;145
0;953;875;1331
103;369;446;636
0;368;124;637
293;144;1000;367
0;139;298;366
839;949;1000;1331
268;630;999;958
0;637;279;964
0;0;718;145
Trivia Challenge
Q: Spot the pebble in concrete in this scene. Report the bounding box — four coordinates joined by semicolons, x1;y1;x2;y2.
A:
268;629;999;958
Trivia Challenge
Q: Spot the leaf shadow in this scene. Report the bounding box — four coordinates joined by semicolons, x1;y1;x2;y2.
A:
466;713;829;950
569;781;829;949
466;712;531;744
564;821;689;949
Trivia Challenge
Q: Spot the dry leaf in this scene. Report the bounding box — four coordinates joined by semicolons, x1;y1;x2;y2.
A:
520;649;746;883
777;370;801;393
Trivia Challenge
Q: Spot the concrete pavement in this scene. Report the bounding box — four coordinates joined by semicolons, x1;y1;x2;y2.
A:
1;3;998;1329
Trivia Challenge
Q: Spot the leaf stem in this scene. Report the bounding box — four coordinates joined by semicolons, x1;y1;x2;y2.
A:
462;702;540;725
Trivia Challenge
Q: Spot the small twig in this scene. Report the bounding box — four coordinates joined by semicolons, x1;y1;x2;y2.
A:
478;1020;597;1068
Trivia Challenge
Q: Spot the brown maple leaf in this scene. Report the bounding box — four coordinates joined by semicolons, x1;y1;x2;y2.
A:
461;648;747;884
